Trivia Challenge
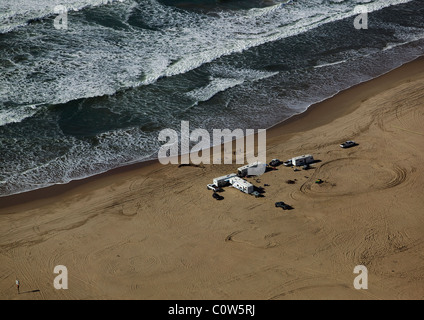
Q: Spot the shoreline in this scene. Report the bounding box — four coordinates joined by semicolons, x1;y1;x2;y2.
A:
1;53;424;300
267;55;424;137
1;55;423;210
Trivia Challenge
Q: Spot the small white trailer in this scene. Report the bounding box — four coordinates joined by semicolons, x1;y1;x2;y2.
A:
286;154;314;167
229;177;254;194
237;162;267;177
213;173;238;187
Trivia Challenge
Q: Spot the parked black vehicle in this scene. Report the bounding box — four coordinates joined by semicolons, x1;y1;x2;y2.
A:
269;159;281;167
275;201;292;210
213;192;224;200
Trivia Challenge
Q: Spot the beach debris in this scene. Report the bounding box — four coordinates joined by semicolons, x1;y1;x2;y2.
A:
286;179;296;184
315;179;324;184
225;231;240;242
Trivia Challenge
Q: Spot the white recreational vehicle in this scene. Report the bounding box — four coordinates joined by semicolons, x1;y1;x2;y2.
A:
229;177;254;194
284;154;314;167
213;173;238;187
237;162;267;177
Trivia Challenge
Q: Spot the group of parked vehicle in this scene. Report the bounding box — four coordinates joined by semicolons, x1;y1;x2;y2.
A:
208;140;358;207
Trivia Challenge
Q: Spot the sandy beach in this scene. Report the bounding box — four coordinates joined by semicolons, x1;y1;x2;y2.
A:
1;56;424;300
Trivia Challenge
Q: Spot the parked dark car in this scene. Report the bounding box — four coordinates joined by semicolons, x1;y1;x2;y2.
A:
275;201;292;210
269;159;281;167
212;192;224;200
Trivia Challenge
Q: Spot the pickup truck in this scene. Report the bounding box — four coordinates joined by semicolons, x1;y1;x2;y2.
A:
207;184;223;192
340;140;357;148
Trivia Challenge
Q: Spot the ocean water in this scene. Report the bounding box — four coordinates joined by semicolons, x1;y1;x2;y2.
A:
0;0;423;196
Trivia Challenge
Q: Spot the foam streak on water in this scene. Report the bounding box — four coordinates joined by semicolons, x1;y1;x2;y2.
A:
0;0;416;113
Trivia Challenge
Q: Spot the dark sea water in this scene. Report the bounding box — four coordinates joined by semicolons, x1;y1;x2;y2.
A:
0;0;423;197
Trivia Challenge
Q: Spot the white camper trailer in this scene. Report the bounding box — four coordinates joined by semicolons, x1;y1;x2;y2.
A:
291;154;314;166
237;162;267;177
213;173;237;187
229;177;254;194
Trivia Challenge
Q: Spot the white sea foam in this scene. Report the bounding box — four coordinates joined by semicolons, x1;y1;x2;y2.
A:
186;67;279;103
187;77;245;103
0;105;39;126
0;125;159;196
0;0;416;109
0;0;130;33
